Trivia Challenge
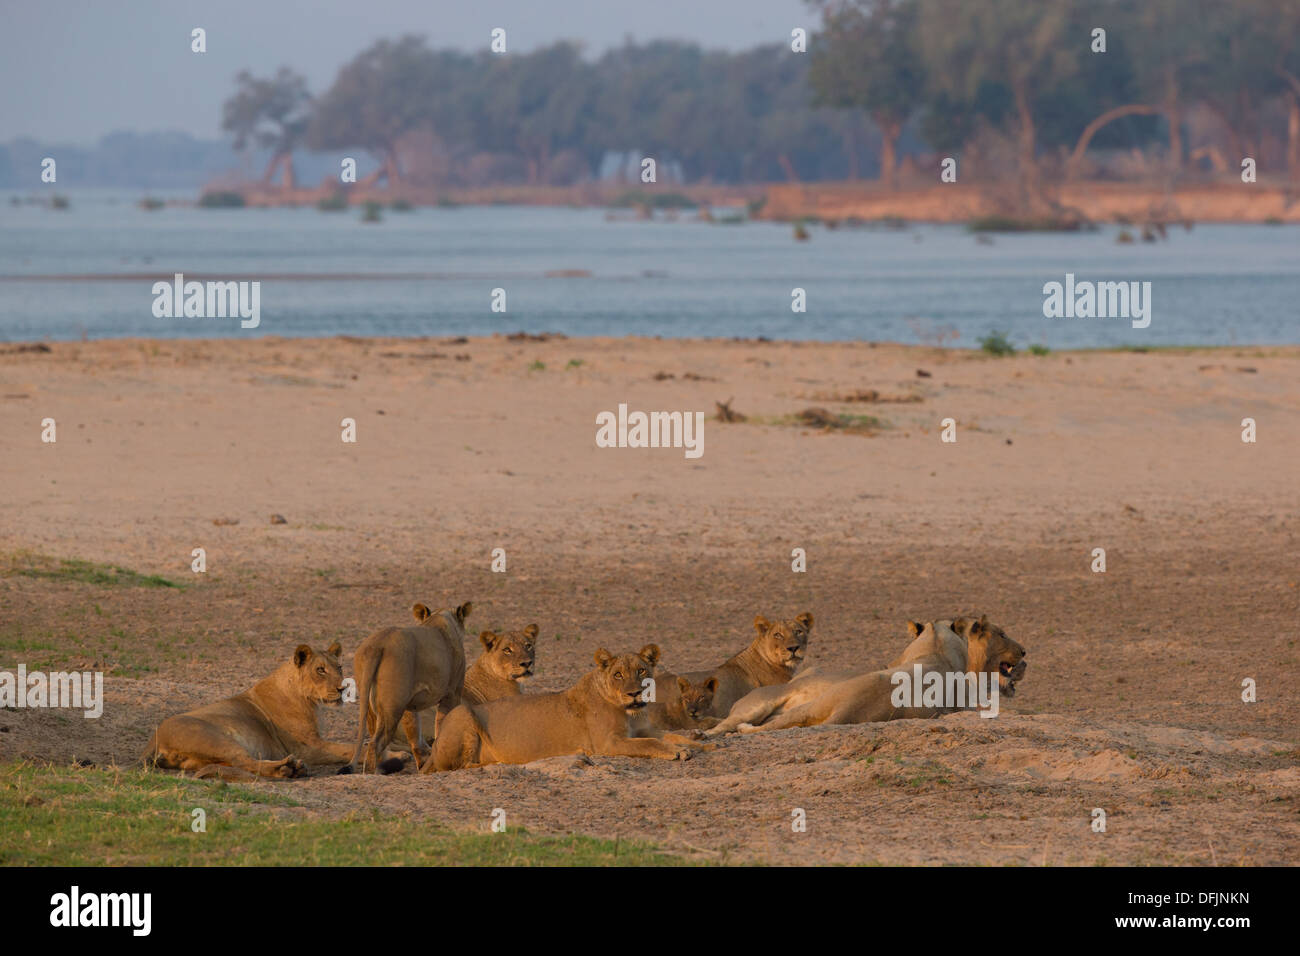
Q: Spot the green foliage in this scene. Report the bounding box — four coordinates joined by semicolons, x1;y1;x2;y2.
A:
198;191;246;208
204;4;1300;192
610;190;696;209
978;330;1017;356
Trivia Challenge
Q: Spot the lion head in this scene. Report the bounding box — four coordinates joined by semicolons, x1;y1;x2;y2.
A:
676;675;718;720
751;612;814;673
412;601;473;636
952;615;1026;697
292;641;345;704
477;624;538;681
593;644;660;714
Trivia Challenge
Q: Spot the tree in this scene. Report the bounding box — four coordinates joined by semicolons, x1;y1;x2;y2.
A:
808;0;924;188
307;36;446;186
469;43;596;184
221;67;312;187
917;0;1078;202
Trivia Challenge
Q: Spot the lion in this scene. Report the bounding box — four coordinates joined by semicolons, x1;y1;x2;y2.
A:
144;642;353;779
706;616;1025;735
348;601;471;772
428;644;707;771
422;623;538;742
642;673;720;731
667;612;813;722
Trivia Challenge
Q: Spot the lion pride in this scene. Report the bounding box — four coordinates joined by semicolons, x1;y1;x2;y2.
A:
429;644;704;771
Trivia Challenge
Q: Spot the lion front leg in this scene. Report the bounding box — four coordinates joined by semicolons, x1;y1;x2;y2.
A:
600;736;693;760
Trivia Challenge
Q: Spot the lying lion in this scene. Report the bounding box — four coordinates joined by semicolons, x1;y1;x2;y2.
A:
429;644;705;771
642;674;720;731
144;642;353;779
349;601;471;772
422;623;537;743
649;612;814;730
706;616;1026;735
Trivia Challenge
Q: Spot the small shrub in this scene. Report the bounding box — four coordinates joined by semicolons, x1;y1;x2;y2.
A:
978;331;1016;356
198;191;245;208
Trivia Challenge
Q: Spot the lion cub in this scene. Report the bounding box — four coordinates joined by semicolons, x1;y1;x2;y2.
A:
643;674;720;731
348;602;471;773
145;642;353;779
429;644;705;771
423;624;537;741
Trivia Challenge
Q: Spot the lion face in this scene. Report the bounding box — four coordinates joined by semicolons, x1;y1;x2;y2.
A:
751;612;814;673
478;624;537;681
292;641;345;704
953;616;1027;697
676;675;718;720
593;644;660;714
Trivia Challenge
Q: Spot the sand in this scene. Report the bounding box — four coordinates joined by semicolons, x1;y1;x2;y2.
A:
1;334;1297;864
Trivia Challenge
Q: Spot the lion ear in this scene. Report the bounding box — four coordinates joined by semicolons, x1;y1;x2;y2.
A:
969;616;989;638
293;644;312;667
412;603;432;622
594;648;614;669
704;676;719;693
523;623;539;639
796;611;814;631
479;631;497;651
906;620;924;638
326;641;342;658
753;614;771;634
638;643;661;667
456;602;473;624
676;676;691;693
950;618;970;636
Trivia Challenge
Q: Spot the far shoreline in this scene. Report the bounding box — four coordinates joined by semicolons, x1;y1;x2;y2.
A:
3;333;1299;357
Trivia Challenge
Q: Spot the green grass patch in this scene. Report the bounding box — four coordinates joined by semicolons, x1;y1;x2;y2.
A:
6;554;183;589
0;764;698;866
764;408;886;434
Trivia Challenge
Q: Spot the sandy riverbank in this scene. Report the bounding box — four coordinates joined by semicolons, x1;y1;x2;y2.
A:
1;335;1297;863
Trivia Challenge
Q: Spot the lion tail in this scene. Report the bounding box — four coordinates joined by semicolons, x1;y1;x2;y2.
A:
350;644;382;769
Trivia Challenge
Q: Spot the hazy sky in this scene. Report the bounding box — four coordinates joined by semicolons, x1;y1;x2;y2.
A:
2;0;811;144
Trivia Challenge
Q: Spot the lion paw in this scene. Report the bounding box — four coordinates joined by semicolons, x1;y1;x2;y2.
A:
674;747;693;761
737;723;758;734
276;756;305;778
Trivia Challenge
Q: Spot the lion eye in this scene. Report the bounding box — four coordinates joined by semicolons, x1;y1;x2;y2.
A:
504;648;512;655
315;667;325;676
